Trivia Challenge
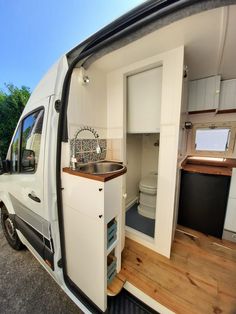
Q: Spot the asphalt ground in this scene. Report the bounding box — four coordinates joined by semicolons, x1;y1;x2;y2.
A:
0;222;83;314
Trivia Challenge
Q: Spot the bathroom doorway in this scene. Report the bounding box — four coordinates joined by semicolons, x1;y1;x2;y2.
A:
125;133;159;238
124;65;162;240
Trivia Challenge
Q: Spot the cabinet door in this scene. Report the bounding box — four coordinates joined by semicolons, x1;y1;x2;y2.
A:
127;66;162;133
228;168;236;199
104;176;122;224
64;205;106;311
219;79;236;110
224;168;236;232
188;75;220;112
224;198;236;232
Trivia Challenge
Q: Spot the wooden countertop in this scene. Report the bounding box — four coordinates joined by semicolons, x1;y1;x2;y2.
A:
181;156;236;176
63;163;127;182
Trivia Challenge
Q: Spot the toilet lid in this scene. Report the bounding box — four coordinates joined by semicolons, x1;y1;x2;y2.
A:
140;174;157;189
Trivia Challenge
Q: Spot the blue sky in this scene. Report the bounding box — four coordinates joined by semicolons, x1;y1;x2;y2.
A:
0;0;144;91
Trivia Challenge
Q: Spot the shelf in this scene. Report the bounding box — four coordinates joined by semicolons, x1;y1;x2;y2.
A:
107;239;118;255
107;273;126;297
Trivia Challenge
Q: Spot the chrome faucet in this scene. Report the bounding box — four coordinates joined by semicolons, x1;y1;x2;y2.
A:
71;126;101;170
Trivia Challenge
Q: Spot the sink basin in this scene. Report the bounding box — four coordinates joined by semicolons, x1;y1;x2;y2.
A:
79;162;124;175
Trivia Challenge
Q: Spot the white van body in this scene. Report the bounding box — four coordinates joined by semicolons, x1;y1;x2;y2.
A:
1;1;236;313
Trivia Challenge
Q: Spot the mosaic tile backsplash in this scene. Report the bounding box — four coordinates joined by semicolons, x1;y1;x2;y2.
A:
70;138;107;163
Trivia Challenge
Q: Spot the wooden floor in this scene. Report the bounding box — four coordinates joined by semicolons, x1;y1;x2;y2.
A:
120;226;236;314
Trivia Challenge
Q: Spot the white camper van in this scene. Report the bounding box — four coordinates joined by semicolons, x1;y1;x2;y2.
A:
1;1;236;313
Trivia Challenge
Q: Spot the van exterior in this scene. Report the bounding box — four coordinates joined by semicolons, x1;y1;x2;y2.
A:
1;1;236;313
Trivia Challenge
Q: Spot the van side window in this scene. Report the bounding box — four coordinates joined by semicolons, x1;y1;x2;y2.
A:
11;128;20;173
21;109;44;173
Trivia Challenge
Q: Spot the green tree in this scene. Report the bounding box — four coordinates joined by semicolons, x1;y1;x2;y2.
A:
0;84;31;159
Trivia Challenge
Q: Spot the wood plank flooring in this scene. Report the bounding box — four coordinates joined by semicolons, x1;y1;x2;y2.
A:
121;226;236;314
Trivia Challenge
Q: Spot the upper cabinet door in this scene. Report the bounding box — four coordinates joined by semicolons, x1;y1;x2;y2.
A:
127;66;162;133
188;75;221;112
219;79;236;111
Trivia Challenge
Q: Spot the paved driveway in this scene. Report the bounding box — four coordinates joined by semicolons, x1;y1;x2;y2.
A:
0;223;83;314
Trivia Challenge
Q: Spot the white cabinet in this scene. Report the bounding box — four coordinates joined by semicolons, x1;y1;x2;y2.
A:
127;66;162;133
219;79;236;111
224;168;236;233
188;75;220;112
62;173;123;312
224;198;236;232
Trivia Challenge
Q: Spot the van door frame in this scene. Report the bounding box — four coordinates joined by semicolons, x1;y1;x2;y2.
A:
55;0;227;310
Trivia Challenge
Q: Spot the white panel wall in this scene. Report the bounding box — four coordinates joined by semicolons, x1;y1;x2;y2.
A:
224;168;236;232
141;134;159;178
188;76;220;112
125;133;159;207
67;67;107;139
107;71;124;140
126;134;142;206
219;79;236;110
127;67;162;133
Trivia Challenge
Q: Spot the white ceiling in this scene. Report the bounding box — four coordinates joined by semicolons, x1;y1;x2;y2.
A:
93;5;236;81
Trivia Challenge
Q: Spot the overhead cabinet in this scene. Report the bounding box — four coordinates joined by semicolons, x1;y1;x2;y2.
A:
219;79;236;111
127;66;162;133
188;75;221;112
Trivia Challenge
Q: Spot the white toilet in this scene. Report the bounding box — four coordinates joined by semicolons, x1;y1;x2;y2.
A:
138;173;157;219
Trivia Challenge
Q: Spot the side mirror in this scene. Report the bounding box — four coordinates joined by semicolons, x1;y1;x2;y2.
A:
0;157;3;174
0;159;11;174
21;149;36;172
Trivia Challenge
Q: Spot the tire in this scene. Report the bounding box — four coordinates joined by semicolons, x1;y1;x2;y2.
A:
1;206;24;250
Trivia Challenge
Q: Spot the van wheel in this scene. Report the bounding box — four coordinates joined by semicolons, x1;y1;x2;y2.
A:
1;206;24;250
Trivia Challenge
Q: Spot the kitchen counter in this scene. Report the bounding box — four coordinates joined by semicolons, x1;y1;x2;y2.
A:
181;156;236;176
63;163;127;182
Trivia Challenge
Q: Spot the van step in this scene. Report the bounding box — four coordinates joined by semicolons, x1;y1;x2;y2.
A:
107;273;126;296
107;289;159;314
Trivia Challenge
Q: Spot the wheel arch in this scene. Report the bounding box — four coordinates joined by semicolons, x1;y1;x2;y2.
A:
0;192;16;214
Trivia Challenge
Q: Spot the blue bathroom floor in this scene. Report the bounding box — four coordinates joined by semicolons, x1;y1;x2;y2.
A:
125;203;155;238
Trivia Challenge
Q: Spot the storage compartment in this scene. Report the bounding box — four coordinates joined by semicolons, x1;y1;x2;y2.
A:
188;75;220;112
107;254;117;284
107;219;117;249
127;67;162;133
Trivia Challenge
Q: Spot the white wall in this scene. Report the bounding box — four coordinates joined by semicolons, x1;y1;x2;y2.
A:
125;133;159;207
67;67;107;139
172;76;189;239
141;134;159;178
126;134;142;206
